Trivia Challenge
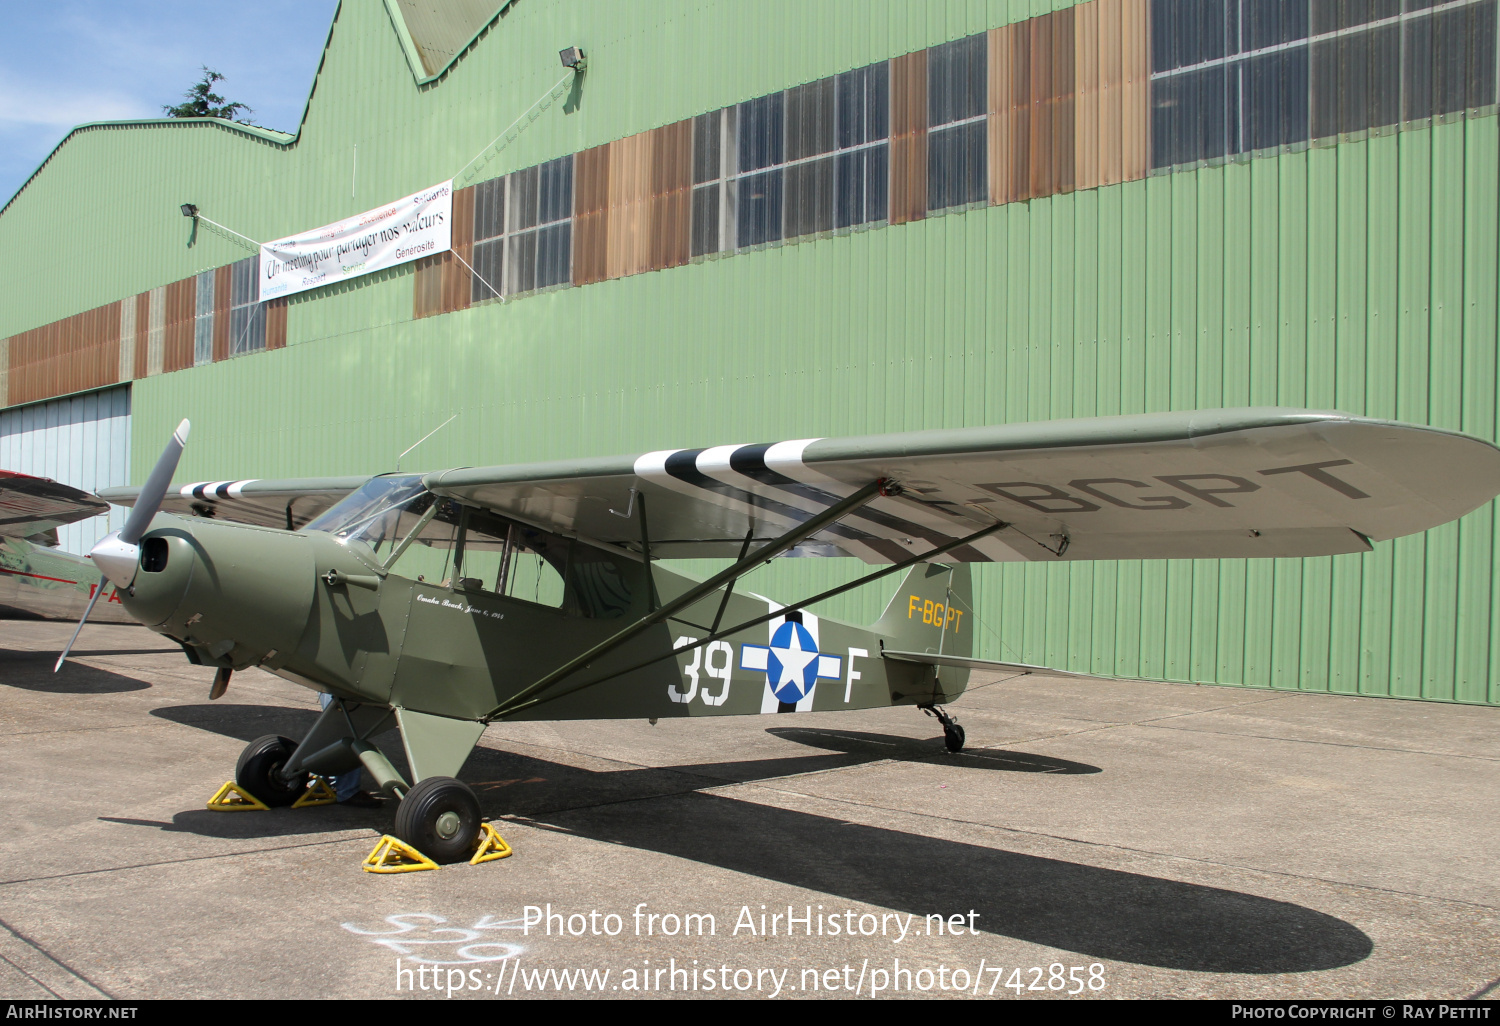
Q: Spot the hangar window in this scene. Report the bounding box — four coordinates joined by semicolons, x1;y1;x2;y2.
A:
927;33;988;212
1151;0;1497;170
835;61;890;228
715;60;891;252
736;93;786;246
193;270;214;367
228;255;265;356
471;175;505;303
691;109;732;257
469;155;574;302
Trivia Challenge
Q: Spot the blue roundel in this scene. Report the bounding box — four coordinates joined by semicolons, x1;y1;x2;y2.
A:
767;621;820;704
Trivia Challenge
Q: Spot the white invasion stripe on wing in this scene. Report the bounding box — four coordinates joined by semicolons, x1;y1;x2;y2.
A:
762;440;1026;562
635;448;824;537
694;445;895;563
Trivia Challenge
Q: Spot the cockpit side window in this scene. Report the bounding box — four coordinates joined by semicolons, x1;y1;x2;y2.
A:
447;506;639;618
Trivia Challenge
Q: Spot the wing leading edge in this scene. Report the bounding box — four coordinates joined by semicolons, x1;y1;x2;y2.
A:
98;476;373;530
425;408;1500;563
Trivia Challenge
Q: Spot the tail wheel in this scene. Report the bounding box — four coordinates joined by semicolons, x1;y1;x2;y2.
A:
943;723;966;753
393;776;481;864
236;734;308;807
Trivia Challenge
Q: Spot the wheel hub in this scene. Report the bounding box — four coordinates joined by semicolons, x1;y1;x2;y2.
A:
435;810;462;839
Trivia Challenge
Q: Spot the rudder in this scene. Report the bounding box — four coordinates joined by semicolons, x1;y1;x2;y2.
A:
873;563;973;660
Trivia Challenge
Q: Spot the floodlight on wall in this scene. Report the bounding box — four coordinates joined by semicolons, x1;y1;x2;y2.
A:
181;203;199;218
559;46;586;71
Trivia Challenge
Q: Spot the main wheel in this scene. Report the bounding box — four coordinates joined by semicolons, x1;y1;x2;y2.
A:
943;723;966;753
236;734;308;807
393;776;481;864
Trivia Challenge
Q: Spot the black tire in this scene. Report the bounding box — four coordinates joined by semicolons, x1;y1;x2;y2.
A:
235;734;308;807
944;723;966;753
393;776;481;864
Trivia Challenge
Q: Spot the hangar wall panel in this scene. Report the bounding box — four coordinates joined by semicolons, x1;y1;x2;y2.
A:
135;110;1500;706
0;387;131;555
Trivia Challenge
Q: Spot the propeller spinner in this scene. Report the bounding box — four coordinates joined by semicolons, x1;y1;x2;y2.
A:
54;419;189;671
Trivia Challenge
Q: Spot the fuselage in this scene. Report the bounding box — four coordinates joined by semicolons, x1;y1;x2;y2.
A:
117;503;970;722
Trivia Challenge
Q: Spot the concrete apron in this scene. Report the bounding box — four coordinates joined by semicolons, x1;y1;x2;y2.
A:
0;620;1496;1000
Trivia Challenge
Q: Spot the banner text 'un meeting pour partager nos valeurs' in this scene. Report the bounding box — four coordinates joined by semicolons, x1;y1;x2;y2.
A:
257;181;453;302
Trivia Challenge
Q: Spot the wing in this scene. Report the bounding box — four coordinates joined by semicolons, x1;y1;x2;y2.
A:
98;476;372;530
0;471;108;540
425;408;1500;563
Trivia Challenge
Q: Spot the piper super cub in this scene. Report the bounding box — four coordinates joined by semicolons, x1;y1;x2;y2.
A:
53;408;1500;863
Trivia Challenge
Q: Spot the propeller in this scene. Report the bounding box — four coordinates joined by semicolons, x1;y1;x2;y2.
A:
53;577;106;673
54;419;190;672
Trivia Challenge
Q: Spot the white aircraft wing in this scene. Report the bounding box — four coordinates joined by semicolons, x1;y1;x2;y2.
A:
424;408;1500;563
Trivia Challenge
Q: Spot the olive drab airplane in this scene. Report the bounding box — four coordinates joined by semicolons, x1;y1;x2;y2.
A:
40;408;1500;864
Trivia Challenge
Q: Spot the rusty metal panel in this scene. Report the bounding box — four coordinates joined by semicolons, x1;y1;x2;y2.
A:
412;255;444;319
161;277;194;374
1074;0;1102;191
890;49;928;224
573;144;611;286
650;121;693;271
265;298;288;350
1120;0;1150;181
607;132;653;279
8;302;118;406
1027;9;1076;198
212;265;232;362
989;21;1031;204
444;185;476;314
137;290;154;379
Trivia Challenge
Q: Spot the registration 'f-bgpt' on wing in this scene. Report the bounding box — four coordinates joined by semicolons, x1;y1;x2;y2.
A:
74;408;1500;863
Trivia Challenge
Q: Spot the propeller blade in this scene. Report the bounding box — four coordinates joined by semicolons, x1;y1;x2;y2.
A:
120;419;190;545
54;577;107;672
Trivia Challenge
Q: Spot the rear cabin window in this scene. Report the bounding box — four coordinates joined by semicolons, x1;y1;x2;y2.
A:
317;481;639;617
449;507;638;618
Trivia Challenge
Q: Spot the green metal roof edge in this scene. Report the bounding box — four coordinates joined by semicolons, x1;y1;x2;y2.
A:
0;115;299;220
382;0;512;85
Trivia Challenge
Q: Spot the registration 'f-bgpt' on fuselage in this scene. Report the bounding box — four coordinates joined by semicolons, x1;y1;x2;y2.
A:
61;408;1500;862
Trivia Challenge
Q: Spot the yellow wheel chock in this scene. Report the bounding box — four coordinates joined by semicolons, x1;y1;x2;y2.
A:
470;822;513;864
207;781;269;811
361;823;513;873
363;835;439;873
292;776;338;808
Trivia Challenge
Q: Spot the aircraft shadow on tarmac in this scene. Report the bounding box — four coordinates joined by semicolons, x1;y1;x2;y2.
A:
0;649;153;692
766;725;1103;773
138;702;1373;975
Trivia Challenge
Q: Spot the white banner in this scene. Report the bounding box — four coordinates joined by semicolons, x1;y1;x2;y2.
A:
258;180;453;302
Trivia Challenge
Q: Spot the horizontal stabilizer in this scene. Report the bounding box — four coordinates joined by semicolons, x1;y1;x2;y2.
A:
880;649;1088;678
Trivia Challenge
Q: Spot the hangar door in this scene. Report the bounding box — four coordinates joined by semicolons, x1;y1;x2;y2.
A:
0;387;130;555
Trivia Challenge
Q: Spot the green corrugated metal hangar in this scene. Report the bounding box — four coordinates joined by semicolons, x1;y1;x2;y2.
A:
1;0;1497;705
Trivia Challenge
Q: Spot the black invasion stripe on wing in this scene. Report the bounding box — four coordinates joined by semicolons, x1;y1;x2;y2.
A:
662;449;910;562
726;443;993;562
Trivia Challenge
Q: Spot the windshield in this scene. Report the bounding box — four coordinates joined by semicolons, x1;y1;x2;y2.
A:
302;474;467;568
304;475;429;541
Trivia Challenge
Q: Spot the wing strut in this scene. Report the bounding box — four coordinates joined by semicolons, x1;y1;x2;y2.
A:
483;478;892;720
485;515;1009;721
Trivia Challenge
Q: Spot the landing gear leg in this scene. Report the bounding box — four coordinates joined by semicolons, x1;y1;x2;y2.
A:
920;704;966;753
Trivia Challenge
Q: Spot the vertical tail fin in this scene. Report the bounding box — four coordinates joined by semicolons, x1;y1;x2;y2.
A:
873;562;973;659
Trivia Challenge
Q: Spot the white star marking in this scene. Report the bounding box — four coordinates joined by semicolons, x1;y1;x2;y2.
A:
771;631;819;688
